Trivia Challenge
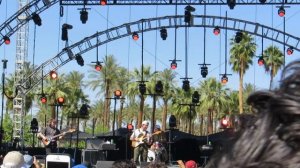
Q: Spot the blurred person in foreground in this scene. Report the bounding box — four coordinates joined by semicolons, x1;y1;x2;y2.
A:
206;60;300;168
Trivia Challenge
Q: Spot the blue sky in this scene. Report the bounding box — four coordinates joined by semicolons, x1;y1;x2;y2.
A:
1;1;300;105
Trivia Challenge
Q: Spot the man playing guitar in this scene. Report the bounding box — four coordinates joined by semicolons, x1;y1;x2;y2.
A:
130;120;151;165
37;118;66;154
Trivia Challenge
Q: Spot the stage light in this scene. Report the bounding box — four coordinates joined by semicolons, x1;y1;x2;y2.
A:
201;66;208;78
258;56;265;66
182;80;190;92
170;60;177;70
213;26;220;35
57;97;65;106
3;36;10;45
192;91;200;104
100;0;107;5
30;118;39;133
95;62;102;71
235;31;243;43
61;23;73;41
132;32;139;41
227;0;236;9
287;47;294;55
160;28;167;40
221;74;228;84
49;70;58;80
278;6;285;17
184;10;191;24
169;115;177;128
139;83;147;95
75;54;84;66
79;104;89;116
259;0;266;3
220;118;229;128
40;93;47;104
155;81;163;94
80;9;88;24
114;90;122;98
32;12;42;26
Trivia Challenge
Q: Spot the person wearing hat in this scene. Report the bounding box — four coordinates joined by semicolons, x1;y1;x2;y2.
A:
1;151;26;168
150;124;167;163
130;120;151;165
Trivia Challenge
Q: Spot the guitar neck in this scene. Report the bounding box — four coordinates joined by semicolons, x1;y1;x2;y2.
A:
51;132;66;139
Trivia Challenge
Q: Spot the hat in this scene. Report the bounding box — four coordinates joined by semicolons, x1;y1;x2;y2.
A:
142;120;149;126
155;125;161;129
185;160;197;168
23;154;33;168
1;151;26;168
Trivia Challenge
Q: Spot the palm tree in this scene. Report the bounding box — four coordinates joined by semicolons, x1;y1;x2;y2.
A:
230;32;256;114
263;45;284;89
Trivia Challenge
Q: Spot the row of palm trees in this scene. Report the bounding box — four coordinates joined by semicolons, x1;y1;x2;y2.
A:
0;32;284;145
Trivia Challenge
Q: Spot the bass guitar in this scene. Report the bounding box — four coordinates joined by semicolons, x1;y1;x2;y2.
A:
38;128;75;146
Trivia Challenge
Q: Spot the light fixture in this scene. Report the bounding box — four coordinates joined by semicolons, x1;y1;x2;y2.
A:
100;0;107;5
80;9;88;24
235;31;243;43
139;83;146;95
259;0;266;3
221;74;228;84
220;118;229;128
132;32;139;41
61;23;73;41
3;36;10;45
227;0;236;9
57;97;65;106
170;60;177;70
258;56;265;66
184;5;195;24
155;81;163;94
200;66;208;78
32;12;42;26
160;28;167;40
182;80;190;92
40;93;47;104
287;47;294;55
95;61;102;71
192;91;200;104
213;26;220;35
114;90;122;98
75;54;84;66
278;6;285;17
49;70;58;79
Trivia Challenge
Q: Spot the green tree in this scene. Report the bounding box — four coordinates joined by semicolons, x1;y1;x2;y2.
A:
263;45;284;89
230;32;256;114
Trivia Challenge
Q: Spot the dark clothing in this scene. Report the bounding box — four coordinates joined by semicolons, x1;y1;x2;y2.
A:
151;131;167;146
41;126;60;154
151;131;168;162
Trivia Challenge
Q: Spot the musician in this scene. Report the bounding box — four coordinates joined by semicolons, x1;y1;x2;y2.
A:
37;118;65;154
130;120;151;165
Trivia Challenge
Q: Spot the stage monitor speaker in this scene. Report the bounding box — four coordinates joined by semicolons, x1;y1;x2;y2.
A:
82;150;106;166
96;161;114;168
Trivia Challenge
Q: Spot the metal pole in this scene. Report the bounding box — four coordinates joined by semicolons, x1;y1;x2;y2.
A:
1;59;7;147
113;98;117;137
151;95;156;133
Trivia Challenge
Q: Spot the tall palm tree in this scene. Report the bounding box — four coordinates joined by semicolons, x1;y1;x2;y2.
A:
230;32;256;114
87;55;120;127
263;45;284;89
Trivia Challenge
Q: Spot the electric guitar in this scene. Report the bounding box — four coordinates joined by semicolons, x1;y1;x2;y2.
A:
131;133;149;148
38;128;75;146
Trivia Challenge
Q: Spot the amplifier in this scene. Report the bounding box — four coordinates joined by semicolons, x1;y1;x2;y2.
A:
81;150;106;166
99;143;116;150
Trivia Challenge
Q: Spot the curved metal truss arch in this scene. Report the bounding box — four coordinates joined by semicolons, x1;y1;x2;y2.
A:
17;15;300;94
0;0;59;46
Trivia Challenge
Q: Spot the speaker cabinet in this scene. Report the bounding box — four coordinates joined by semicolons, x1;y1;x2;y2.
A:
95;161;114;168
81;150;105;166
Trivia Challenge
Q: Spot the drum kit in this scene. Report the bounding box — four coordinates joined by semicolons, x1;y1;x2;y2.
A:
147;141;168;163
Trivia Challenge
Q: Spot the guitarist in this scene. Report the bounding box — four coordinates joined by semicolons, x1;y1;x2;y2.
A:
130;120;151;165
37;118;65;154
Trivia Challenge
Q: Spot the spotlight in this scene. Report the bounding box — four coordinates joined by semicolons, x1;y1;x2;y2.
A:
169;115;177;128
258;56;265;66
3;36;10;45
49;70;58;80
170;60;177;70
201;66;208;78
227;0;236;9
100;0;107;5
220;118;229;128
114;90;122;98
184;10;191;24
155;81;163;94
30;118;39;133
221;74;228;84
80;9;88;24
61;23;73;41
259;0;266;3
79;104;90;116
75;54;84;66
139;83;146;95
235;31;243;43
132;32;139;41
40;93;47;104
32;12;42;26
192;91;200;104
160;28;167;40
95;62;102;71
287;47;294;55
213;27;220;35
182;80;190;92
278;6;285;17
57;97;65;106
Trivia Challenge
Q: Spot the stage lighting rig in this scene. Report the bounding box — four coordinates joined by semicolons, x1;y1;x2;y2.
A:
220;74;231;85
181;78;191;92
32;12;42;26
227;0;236;9
287;47;294;55
278;6;285;17
49;70;58;80
235;31;243;43
257;56;265;66
3;36;10;45
184;5;195;25
213;26;220;35
198;63;211;78
132;32;139;41
169;59;181;70
61;23;73;41
160;28;168;40
192;91;200;104
75;54;84;66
